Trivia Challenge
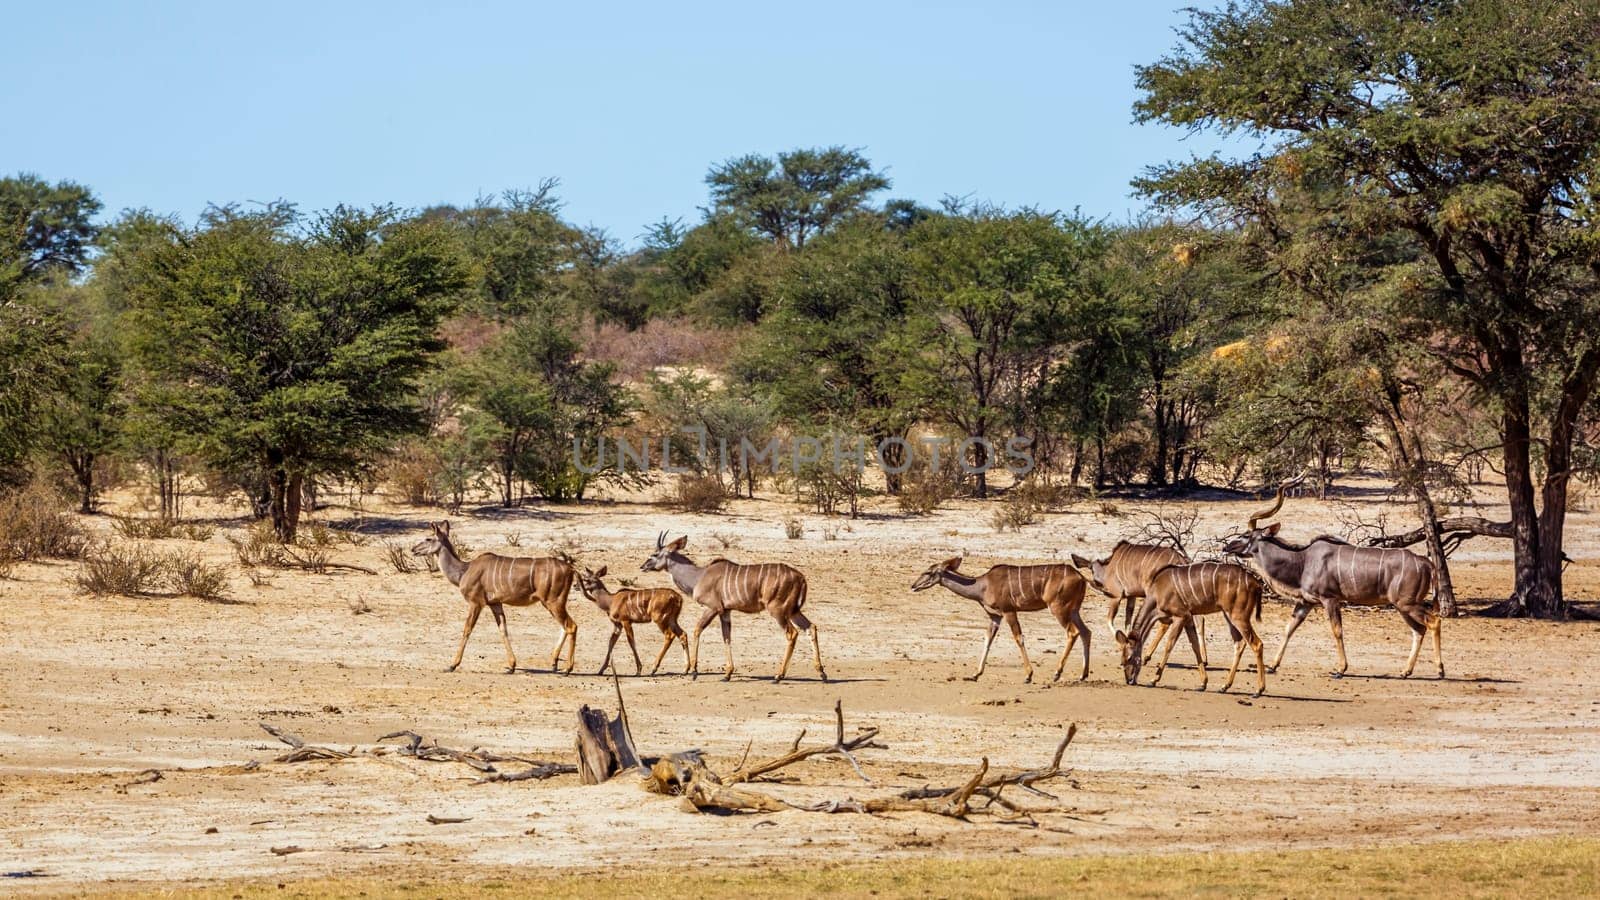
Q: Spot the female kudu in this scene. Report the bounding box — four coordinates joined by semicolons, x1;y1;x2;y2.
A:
1073;542;1206;667
411;521;578;674
1115;561;1266;696
640;533;826;683
575;565;690;676
911;557;1090;683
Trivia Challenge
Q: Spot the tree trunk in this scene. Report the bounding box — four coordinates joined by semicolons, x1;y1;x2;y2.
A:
1499;391;1562;616
68;451;94;513
267;464;303;543
1149;396;1170;487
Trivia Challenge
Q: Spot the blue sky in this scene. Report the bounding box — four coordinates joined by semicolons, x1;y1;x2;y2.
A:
5;1;1243;246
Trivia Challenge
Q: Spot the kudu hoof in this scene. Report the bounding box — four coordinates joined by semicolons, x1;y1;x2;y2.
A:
1266;665;1278;675
443;666;459;673
1329;670;1344;679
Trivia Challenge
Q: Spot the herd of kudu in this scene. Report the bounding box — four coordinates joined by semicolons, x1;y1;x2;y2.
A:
409;476;1445;696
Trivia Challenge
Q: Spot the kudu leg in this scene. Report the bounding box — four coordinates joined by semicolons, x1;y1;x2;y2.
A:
775;624;798;684
1431;614;1444;678
1181;617;1208;691
971;615;1001;681
648;624;675;675
792;610;827;682
1151;618;1186;687
598;624;622;676
1050;602;1092;682
1004;612;1034;683
447;605;483;672
719;612;735;681
1143;620;1172;666
488;603;516;673
623;621;642;675
1269;601;1314;673
1400;611;1426;678
1325;602;1349;676
689;607;718;679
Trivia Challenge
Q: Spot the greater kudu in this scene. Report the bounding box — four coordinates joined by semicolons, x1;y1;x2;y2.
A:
1221;478;1443;678
911;557;1090;683
576;565;690;676
640;533;826;683
1114;561;1266;695
411;521;578;674
1072;542;1207;667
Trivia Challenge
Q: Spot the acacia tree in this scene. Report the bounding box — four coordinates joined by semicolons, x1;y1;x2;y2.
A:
123;204;467;541
903;207;1105;498
1;174;100;302
1136;0;1600;617
737;217;918;490
706;147;890;249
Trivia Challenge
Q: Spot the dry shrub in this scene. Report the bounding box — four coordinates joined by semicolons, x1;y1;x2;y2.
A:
991;492;1041;532
897;454;962;516
384;541;421;573
584;318;745;381
76;543;169;596
227;521;283;568
674;474;728;513
167;552;232;602
383;439;439;506
1008;478;1081;511
784;518;804;540
77;543;232;602
0;481;90;570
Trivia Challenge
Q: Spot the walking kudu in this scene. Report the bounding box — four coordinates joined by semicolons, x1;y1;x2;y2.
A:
1072;542;1207;667
1114;561;1266;695
910;557;1090;683
1221;477;1443;678
640;533;827;683
411;521;579;674
575;565;690;676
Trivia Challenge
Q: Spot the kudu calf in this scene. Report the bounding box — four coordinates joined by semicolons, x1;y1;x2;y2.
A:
1115;561;1266;696
640;533;826;683
1222;477;1443;678
576;566;690;676
411;521;578;674
1072;542;1207;667
911;557;1090;683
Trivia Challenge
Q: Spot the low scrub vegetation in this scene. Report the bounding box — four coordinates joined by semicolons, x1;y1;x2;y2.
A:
75;543;231;602
111;515;215;542
0;482;91;575
674;474;728;513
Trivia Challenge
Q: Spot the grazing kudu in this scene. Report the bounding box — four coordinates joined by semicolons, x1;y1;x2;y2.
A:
910;557;1090;683
1072;542;1207;667
1221;478;1443;678
640;533;826;683
411;521;578;674
1114;562;1266;695
575;565;690;676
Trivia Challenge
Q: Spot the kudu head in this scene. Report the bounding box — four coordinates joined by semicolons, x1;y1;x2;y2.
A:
642;532;688;572
910;557;962;591
576;565;608;601
1113;626;1144;685
1221;475;1303;557
410;520;451;558
1070;552;1113;596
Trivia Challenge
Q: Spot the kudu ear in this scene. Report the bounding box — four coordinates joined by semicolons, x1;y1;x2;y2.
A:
1070;553;1091;570
941;556;962;571
1114;629;1130;647
594;565;607;578
668;536;688;552
1265;522;1281;536
438;520;451;536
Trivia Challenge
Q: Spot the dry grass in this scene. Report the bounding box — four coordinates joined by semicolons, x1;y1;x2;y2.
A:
85;836;1600;899
111;515;215;542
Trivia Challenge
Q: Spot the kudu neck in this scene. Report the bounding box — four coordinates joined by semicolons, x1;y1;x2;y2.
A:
585;583;615;612
436;538;468;586
665;552;704;594
938;569;986;601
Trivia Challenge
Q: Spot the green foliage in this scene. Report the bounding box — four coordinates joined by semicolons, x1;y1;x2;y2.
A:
706;146;890;249
0;300;69;488
0;174;100;302
646;369;775;498
458;316;634;504
120;203;469;541
901;207;1109;495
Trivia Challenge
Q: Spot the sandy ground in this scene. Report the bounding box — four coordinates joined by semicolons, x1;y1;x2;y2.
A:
2;479;1598;893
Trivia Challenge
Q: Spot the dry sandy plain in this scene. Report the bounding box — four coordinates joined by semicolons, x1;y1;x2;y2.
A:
2;478;1598;895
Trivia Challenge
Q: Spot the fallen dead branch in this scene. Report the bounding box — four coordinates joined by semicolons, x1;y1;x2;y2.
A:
117;768;162;790
472;762;578;784
425;814;472;825
726;699;885;785
260;721;353;762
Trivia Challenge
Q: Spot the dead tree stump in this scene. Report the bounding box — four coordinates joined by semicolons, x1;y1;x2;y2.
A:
575;704;640;784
